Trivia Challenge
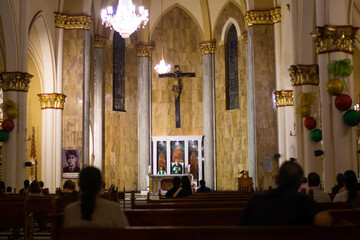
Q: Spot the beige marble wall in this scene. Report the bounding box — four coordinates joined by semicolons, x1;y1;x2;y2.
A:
62;30;84;152
252;25;279;190
103;38;139;191
151;7;203;136
214;2;248;190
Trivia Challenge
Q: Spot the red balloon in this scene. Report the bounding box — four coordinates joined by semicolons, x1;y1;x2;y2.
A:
304;117;317;130
334;94;352;111
2;119;14;132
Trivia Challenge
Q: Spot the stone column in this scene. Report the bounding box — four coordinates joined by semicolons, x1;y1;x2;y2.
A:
245;9;278;189
93;35;106;171
313;22;358;191
289;65;320;175
37;94;66;192
137;44;153;191
200;41;216;189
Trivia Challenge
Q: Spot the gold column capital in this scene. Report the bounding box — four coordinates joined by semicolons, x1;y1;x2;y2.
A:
274;90;294;107
95;35;106;48
312;25;359;54
289;65;319;86
54;12;92;30
38;93;66;110
199;41;216;55
136;44;153;57
245;8;281;26
0;72;33;92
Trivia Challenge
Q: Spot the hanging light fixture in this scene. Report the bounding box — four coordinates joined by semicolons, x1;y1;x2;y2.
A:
154;0;171;74
101;0;149;38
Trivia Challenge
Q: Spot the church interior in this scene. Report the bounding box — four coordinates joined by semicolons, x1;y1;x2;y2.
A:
0;0;360;196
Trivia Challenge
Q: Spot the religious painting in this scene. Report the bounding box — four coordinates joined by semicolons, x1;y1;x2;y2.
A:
62;149;81;179
188;140;198;179
157;141;167;174
171;141;184;174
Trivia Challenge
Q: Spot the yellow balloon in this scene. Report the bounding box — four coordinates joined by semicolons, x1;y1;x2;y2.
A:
326;79;343;96
298;105;311;118
6;107;19;119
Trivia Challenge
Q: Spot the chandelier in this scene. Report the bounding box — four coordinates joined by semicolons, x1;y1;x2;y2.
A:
101;0;149;38
154;0;171;74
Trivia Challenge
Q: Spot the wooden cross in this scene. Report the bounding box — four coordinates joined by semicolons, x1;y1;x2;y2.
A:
159;65;196;128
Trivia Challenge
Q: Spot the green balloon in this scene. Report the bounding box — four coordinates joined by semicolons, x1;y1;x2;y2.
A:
310;129;322;142
0;130;9;142
343;109;360;126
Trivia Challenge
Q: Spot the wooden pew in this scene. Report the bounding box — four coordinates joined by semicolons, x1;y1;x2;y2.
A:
125;208;243;226
53;225;360;240
0;196;34;240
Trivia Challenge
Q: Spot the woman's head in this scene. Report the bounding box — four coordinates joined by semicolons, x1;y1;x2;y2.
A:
29;180;41;193
63;180;76;191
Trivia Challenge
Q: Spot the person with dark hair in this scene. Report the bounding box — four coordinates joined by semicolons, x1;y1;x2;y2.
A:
0;181;5;195
197;180;211;192
63;150;80;173
39;181;44;189
63;166;128;228
181;176;192;196
28;180;44;196
331;173;344;195
307;172;330;203
19;180;30;195
6;186;12;194
61;180;78;195
165;176;187;197
333;170;359;204
239;161;332;226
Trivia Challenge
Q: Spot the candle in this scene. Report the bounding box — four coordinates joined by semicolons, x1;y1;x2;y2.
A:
148;165;151;174
188;164;191;173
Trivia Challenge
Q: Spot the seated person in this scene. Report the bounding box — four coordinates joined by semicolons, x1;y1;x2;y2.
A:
165;176;188;198
63;166;128;228
181;176;192;196
158;166;166;175
239;161;332;227
298;176;309;194
196;180;211;192
63;150;80;173
308;172;330;203
28;180;44;196
19;180;30;195
333;171;358;203
61;180;78;195
331;173;344;195
6;186;12;194
171;159;183;174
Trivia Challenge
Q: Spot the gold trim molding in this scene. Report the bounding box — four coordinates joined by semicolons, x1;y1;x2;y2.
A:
136;44;153;57
38;93;66;110
54;13;92;30
199;41;216;55
312;25;359;54
95;35;106;48
246;8;281;26
274;90;293;107
289;65;319;86
0;72;33;92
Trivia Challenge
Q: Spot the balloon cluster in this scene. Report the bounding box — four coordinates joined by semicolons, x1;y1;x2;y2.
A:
327;59;360;127
0;100;19;142
296;92;322;142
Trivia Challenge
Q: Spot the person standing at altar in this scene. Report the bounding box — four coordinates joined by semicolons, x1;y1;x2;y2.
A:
171;159;183;174
158;166;166;175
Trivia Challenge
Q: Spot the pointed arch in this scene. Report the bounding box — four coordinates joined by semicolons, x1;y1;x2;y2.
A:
221;17;242;41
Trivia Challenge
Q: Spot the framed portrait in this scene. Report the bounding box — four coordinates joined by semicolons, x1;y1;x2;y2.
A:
62;149;81;178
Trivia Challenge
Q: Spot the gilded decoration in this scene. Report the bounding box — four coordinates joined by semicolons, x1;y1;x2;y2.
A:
95;35;106;48
54;13;92;30
245;8;281;26
199;41;216;55
240;31;248;44
0;72;33;92
38;93;66;110
274;90;294;107
289;65;319;86
312;25;359;54
136;44;153;57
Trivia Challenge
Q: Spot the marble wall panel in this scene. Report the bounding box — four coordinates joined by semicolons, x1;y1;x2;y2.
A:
151;7;203;136
103;38;139;190
214;2;248;190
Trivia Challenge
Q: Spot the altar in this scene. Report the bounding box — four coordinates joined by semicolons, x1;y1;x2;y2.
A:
149;174;193;195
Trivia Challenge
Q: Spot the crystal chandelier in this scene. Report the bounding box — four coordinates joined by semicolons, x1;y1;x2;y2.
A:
154;0;171;74
101;0;149;38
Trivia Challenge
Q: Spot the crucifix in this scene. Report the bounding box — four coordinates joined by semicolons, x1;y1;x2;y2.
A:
159;65;196;128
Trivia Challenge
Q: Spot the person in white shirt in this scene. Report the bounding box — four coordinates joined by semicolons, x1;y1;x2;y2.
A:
308;172;330;203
